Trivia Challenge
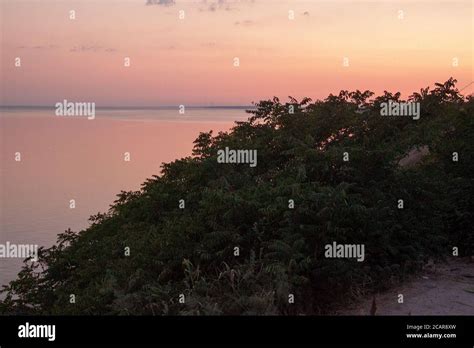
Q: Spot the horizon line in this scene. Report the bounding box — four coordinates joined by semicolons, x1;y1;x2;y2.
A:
0;104;255;110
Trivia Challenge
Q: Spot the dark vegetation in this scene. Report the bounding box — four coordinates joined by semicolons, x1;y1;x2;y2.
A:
1;78;472;315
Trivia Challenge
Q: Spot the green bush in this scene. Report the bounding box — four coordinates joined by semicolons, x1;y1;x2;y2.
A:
1;78;472;315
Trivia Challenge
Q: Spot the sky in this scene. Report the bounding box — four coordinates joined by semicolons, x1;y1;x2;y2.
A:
1;0;472;106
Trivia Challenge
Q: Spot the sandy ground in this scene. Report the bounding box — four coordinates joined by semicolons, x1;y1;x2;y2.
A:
337;258;474;315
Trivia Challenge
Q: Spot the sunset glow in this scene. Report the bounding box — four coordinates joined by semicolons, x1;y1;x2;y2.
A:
1;0;472;106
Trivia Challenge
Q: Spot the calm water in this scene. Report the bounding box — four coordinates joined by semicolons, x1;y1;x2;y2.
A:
0;107;249;287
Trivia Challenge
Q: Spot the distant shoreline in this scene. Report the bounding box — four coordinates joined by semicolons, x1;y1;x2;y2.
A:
0;105;255;110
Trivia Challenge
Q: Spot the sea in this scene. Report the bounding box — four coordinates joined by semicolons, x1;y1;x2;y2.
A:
0;106;250;288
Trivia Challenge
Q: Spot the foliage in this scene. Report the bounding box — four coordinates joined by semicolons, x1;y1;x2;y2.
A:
1;78;472;315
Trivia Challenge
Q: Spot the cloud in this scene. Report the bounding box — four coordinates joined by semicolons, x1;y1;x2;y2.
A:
145;0;175;5
143;0;254;12
234;20;254;26
70;45;101;52
199;0;243;12
17;44;60;50
70;45;117;53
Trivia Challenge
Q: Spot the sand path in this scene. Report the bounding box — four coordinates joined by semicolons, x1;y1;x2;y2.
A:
337;258;474;315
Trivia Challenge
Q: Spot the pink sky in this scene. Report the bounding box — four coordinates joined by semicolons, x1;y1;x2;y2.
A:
1;0;472;106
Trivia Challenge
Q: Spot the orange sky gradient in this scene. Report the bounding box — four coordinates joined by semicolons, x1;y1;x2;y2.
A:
1;0;472;106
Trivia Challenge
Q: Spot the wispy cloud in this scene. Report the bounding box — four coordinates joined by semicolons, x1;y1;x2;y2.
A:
199;0;254;12
143;0;254;12
70;45;117;53
234;20;255;26
145;0;176;6
17;44;60;50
